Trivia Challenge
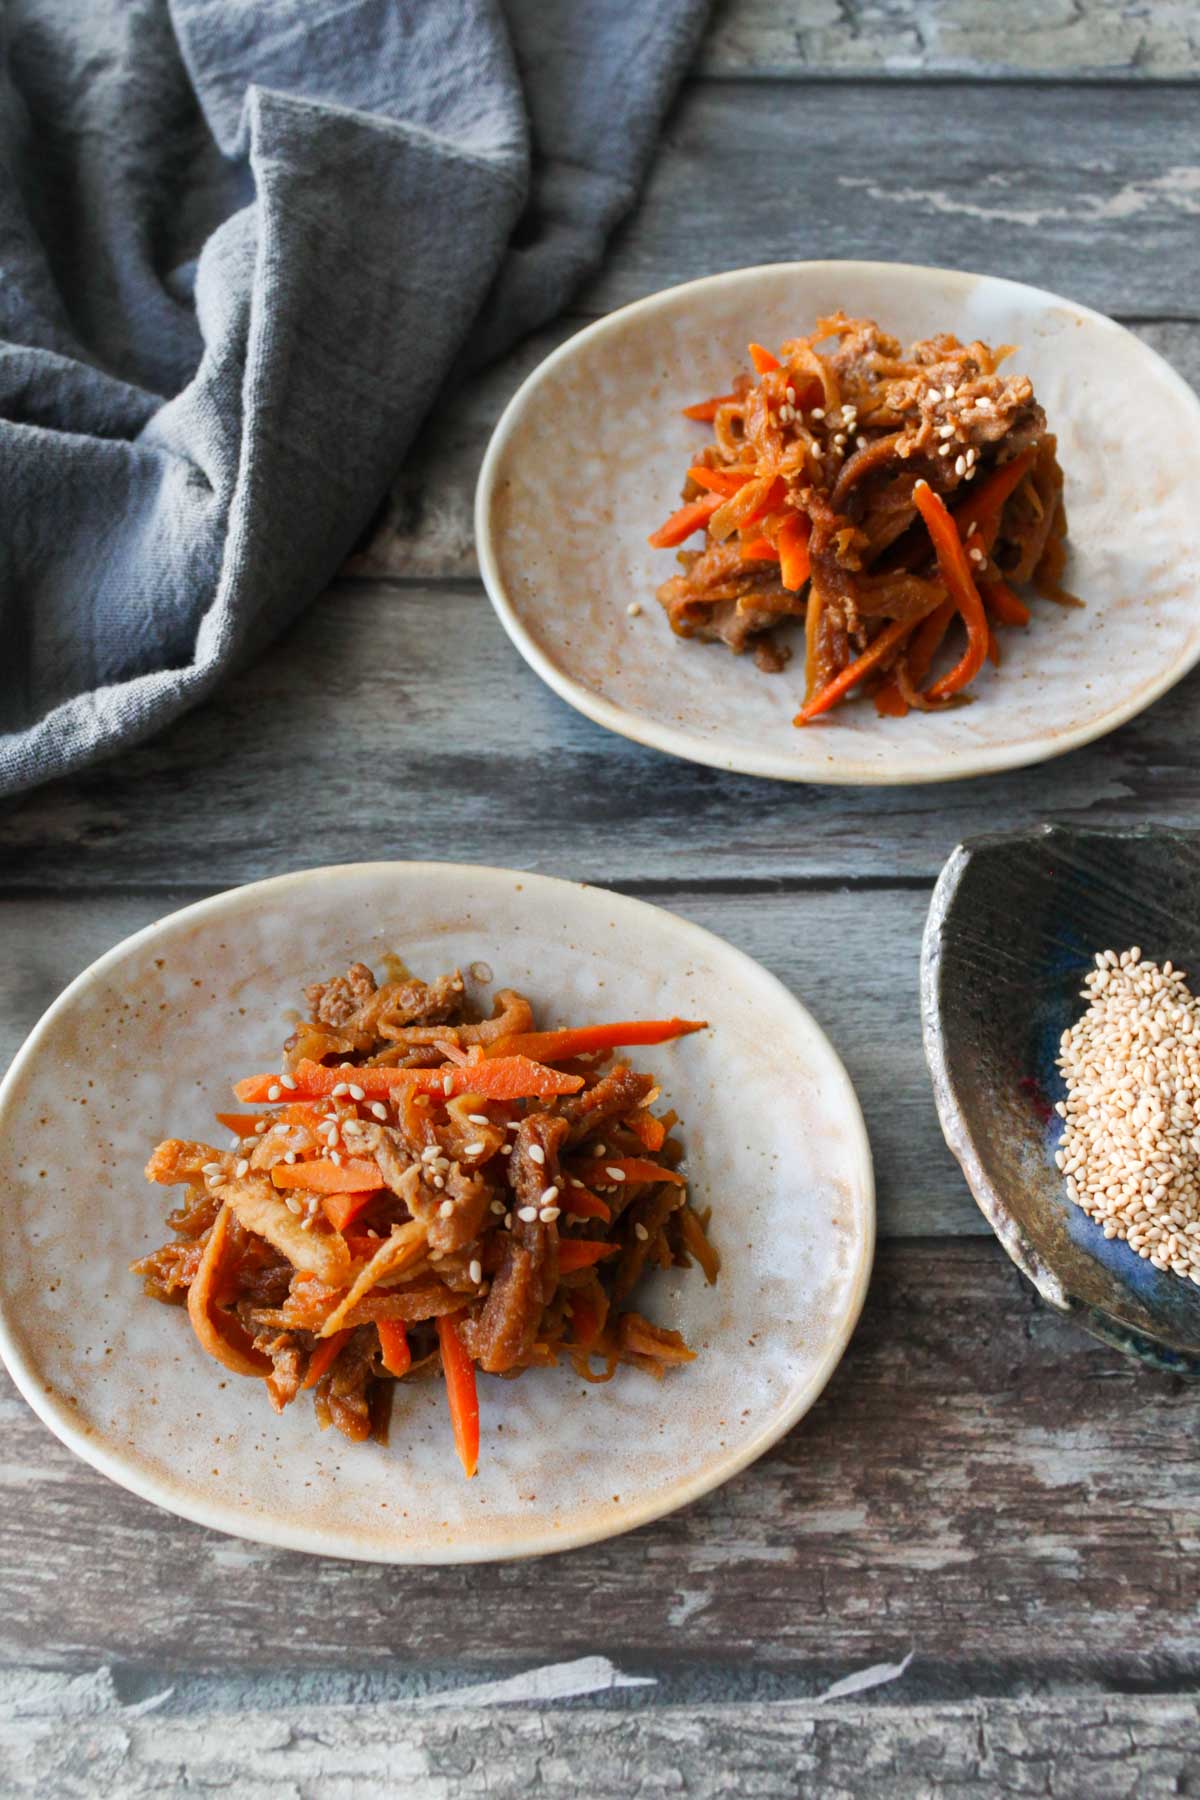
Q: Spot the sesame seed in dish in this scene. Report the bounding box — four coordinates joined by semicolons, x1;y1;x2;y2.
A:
132;960;715;1479
1056;948;1200;1285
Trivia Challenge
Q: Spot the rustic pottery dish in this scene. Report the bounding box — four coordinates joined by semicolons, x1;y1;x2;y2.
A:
0;863;874;1561
476;260;1200;785
922;822;1200;1373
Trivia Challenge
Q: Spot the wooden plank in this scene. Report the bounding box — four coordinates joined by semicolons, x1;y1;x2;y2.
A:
1;1239;1196;1676
353;319;1200;580
4;574;1199;890
2;1680;1197;1797
586;83;1200;320
702;0;1200;81
0;887;975;1239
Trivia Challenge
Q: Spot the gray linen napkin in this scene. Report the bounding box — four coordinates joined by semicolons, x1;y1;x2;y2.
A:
0;0;709;795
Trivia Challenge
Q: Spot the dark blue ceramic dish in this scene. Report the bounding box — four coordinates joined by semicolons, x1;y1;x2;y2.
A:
922;821;1200;1374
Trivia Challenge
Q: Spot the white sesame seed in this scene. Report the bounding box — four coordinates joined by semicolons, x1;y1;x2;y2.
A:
528;1145;545;1166
469;1259;483;1284
330;1151;342;1167
280;1073;297;1091
943;384;955;400
255;1118;269;1133
490;1199;506;1214
626;600;643;617
569;1177;583;1189
267;1084;282;1102
438;1199;454;1219
202;1162;223;1177
332;1082;348;1097
517;1205;538;1223
468;1114;489;1126
348;1083;365;1101
606;1166;626;1182
284;1150;297;1164
938;444;951;456
786;386;796;404
370;1102;388;1121
540;1206;561;1222
593;1144;607;1158
634;1223;649;1241
938;424;955;439
811;406;824;420
954;455;966;476
432;1175;444;1190
500;1145;513;1156
463;1141;486;1157
976;396;993;411
234;1158;249;1179
442;1076;454;1096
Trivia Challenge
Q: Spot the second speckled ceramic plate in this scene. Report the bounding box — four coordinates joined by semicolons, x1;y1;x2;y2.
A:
0;864;873;1562
476;261;1200;784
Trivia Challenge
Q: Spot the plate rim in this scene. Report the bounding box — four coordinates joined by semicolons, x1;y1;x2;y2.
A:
0;859;876;1563
475;257;1200;786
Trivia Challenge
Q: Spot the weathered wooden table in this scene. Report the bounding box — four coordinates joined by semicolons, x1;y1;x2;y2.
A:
3;4;1198;1792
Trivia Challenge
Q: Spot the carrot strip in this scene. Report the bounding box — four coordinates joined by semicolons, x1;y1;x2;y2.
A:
740;537;779;561
557;1239;620;1272
272;1158;383;1195
778;513;811;592
874;596;958;717
377;1319;412;1378
215;1112;267;1137
627;1111;667;1152
913;481;989;701
236;1057;583;1105
795;611;926;724
321;1190;380;1233
682;392;738;422
952;447;1036;539
687;465;753;497
302;1329;351;1390
647;495;722;549
437;1314;480;1479
749;342;780;373
186;1203;273;1378
573;1156;687;1189
986;625;1002;667
739;475;786;526
983;577;1030;627
488;1019;705;1063
561;1186;612;1222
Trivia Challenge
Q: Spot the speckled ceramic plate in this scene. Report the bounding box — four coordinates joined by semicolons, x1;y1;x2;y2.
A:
0;864;873;1562
476;260;1200;785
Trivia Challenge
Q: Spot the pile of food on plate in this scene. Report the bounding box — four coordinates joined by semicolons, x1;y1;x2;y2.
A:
650;311;1075;721
134;962;716;1477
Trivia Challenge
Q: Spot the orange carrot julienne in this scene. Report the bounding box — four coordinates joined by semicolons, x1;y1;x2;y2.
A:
302;1329;351;1390
236;1056;583;1105
952;447;1036;539
778;512;811;591
321;1189;379;1233
740;537;779;561
913;481;989;701
627;1110;667;1152
573;1156;687;1189
215;1111;268;1137
377;1319;412;1378
874;597;957;717
795;611;927;724
647;495;722;549
982;576;1030;627
437;1314;480;1479
687;465;753;497
749;342;780;373
272;1158;383;1195
682;392;739;422
560;1186;612;1222
557;1239;620;1273
488;1018;705;1063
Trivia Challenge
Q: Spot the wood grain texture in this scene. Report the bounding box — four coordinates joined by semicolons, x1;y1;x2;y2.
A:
4;575;1199;890
2;1678;1197;1798
1;1239;1195;1677
353;320;1199;580
585;83;1200;321
703;0;1200;81
0;886;973;1237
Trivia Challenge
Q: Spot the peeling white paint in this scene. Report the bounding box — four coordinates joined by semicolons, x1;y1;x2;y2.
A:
815;1651;915;1703
415;1656;655;1710
838;165;1200;230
